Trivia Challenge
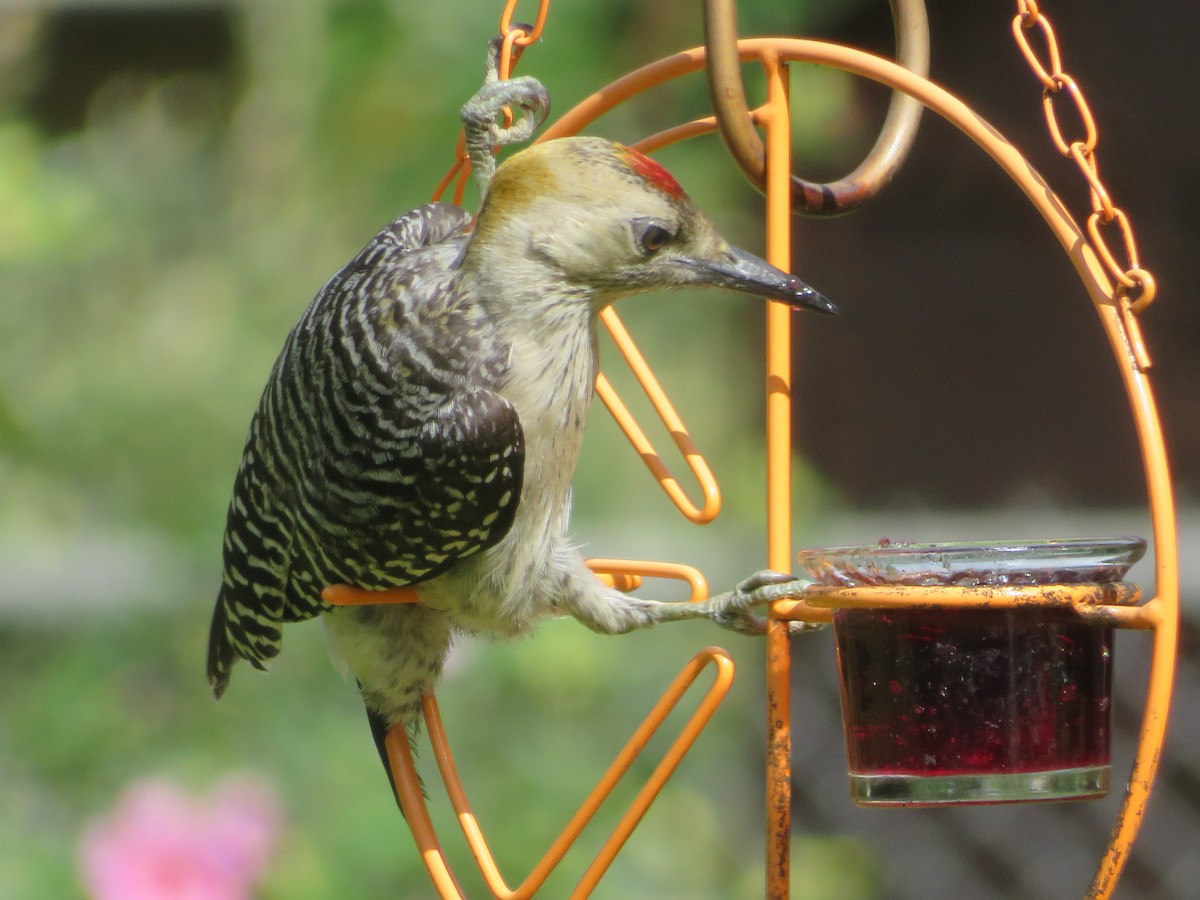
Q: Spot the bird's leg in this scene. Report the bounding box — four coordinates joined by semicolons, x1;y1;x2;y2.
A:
638;570;818;636
460;37;551;196
554;552;818;637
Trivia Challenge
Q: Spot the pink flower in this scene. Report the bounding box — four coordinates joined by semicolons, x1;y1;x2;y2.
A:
79;774;282;900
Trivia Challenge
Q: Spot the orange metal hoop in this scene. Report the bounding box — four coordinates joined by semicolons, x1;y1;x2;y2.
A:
727;39;1176;899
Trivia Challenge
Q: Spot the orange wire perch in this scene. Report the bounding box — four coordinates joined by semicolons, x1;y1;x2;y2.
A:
325;2;1176;897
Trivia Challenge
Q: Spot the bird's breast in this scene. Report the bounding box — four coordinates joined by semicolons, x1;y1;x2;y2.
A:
430;312;597;628
500;313;597;492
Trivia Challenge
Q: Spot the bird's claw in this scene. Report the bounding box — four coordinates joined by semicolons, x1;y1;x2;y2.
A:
461;77;551;149
713;612;827;637
708;570;808;635
461;36;551;196
713;607;769;636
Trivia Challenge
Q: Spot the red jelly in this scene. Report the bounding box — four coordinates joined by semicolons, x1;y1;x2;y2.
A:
796;538;1145;806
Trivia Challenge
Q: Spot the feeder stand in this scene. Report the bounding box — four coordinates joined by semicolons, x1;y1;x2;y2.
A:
324;1;1177;896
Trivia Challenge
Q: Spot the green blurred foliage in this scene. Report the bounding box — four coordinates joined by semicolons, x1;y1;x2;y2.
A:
0;0;874;896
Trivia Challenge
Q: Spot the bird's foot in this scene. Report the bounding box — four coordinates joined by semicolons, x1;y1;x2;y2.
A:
461;37;551;195
461;77;550;149
706;570;822;636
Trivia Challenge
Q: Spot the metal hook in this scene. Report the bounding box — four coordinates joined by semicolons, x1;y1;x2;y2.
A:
703;0;929;215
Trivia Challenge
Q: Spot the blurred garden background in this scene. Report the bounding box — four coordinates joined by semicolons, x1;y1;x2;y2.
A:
1;1;1197;898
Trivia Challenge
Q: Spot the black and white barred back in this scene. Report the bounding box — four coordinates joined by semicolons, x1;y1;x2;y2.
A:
207;203;526;697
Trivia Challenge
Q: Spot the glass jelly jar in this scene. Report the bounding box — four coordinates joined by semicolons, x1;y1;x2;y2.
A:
796;537;1145;806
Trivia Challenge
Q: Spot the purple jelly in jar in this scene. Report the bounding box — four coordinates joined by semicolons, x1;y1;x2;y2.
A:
796;538;1145;806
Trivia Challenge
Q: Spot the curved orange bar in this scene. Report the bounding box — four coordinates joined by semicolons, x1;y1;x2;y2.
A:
632;116;720;154
585;557;709;602
391;647;735;899
385;727;465;898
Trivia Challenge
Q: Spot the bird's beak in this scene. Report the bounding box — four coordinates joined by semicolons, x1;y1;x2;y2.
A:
682;246;838;315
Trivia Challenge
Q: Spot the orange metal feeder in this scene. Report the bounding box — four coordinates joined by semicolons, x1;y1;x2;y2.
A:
324;1;1178;896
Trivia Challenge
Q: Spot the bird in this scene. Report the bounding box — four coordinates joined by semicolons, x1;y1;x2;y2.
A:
206;74;837;784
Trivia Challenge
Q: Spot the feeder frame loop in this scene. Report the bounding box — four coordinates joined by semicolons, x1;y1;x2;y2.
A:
584;558;709;603
594;308;723;524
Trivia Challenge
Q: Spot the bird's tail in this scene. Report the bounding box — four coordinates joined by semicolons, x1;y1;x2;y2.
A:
356;680;430;814
365;704;406;812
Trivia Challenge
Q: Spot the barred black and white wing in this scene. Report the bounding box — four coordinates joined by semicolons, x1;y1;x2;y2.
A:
207;203;524;697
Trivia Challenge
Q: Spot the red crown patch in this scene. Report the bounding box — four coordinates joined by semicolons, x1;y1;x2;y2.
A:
621;147;684;200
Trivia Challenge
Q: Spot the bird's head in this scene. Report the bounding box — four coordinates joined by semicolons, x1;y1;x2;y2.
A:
468;136;837;315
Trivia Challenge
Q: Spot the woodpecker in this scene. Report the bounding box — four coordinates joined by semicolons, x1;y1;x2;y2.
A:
207;75;836;772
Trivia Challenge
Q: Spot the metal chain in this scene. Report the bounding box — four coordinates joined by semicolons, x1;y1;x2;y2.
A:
1012;1;1156;315
498;0;550;74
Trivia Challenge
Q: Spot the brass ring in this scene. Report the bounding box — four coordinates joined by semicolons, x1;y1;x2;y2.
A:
702;0;929;215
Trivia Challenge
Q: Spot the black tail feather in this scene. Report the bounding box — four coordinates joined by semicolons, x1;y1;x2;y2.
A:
362;698;426;815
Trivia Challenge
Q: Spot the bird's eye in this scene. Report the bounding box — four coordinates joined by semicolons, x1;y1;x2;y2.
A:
634;220;675;256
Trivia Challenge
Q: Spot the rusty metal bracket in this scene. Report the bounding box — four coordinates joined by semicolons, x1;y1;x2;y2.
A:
703;0;929;214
